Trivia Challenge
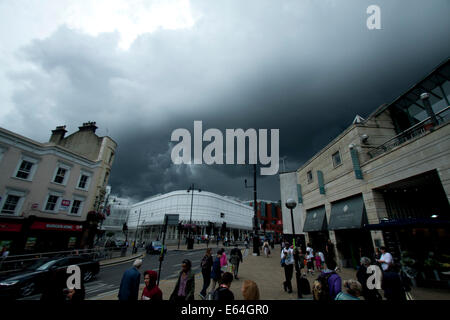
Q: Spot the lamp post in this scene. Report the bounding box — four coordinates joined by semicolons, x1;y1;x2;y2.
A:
187;184;201;250
286;199;297;248
245;164;260;256
133;208;141;254
420;92;439;127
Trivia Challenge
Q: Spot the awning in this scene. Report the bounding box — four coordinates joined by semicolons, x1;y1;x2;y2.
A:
364;218;450;230
329;195;367;230
0;222;23;232
303;206;327;232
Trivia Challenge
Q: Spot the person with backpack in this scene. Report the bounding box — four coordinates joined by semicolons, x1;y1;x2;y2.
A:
220;248;228;272
199;248;213;300
209;250;223;298
230;244;243;279
294;247;309;298
312;266;342;300
325;239;337;271
213;272;234;301
281;242;294;294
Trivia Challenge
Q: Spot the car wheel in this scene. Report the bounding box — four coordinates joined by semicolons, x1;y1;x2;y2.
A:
20;282;36;297
84;271;94;282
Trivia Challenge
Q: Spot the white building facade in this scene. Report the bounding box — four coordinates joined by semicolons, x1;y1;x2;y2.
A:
127;190;253;244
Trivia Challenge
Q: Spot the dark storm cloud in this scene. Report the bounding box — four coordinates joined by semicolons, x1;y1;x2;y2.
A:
4;0;450;201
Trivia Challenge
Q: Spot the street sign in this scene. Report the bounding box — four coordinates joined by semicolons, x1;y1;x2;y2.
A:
165;214;179;226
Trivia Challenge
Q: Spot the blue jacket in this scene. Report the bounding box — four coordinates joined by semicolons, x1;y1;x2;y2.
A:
210;257;222;280
118;267;141;300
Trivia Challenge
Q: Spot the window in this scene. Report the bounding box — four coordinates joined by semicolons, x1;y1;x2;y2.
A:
70;200;81;214
332;151;342;167
77;171;92;190
14;156;39;181
1;190;26;216
54;167;67;184
45;195;59;211
52;163;71;185
307;170;313;183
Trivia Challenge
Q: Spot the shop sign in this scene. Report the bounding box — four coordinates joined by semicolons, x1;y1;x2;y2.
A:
31;222;83;232
60;199;71;212
0;223;22;232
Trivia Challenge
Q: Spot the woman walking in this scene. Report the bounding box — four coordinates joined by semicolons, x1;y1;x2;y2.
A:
199;248;213;300
170;259;195;301
141;270;162;300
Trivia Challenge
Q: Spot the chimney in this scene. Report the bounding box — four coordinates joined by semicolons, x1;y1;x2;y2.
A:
78;121;98;133
49;125;67;144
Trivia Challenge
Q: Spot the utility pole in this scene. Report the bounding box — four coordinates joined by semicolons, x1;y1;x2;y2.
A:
245;164;260;256
133;208;141;254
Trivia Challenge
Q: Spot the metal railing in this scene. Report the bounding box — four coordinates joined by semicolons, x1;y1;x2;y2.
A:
368;106;450;159
0;246;130;276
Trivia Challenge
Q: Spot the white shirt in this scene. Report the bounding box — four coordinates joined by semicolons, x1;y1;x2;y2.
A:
306;247;314;259
380;252;393;271
318;252;325;262
281;248;294;265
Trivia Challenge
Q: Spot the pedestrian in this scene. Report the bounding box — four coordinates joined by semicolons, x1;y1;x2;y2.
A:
141;270;163;300
216;236;220;247
241;280;260;300
209;250;223;298
381;264;407;301
376;246;393;272
220;248;228;272
263;240;270;258
306;244;315;275
294;247;308;298
244;238;249;249
312;265;342;301
325;239;337;271
199;248;213;300
1;246;9;258
118;259;142;300
170;259;195;301
281;242;294;294
356;257;382;301
315;252;322;271
318;250;325;270
213;272;234;301
230;244;243;279
335;279;363;300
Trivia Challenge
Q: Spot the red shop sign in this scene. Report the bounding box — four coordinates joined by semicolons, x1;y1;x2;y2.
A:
0;223;23;232
276;220;282;225
30;222;83;232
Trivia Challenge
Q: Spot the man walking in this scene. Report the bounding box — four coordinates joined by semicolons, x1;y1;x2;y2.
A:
377;246;393;272
118;259;142;300
230;244;243;280
281;242;294;294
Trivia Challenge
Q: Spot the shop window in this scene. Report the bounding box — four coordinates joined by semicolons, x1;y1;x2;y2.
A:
332;151;342;168
15;156;39;181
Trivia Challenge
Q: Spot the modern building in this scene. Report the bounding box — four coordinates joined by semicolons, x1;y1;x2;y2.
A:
0;122;117;253
244;200;283;241
126;190;254;245
281;58;450;274
99;189;133;241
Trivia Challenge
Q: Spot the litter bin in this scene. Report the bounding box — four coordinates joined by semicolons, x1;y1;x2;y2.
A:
187;237;194;250
121;246;127;257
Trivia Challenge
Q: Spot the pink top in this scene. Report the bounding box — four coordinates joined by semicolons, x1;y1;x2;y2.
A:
220;253;228;267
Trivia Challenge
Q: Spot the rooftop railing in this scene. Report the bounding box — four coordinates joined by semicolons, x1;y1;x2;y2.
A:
367;106;450;159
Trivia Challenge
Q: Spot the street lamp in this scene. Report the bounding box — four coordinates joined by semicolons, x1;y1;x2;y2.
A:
133;209;141;254
187;184;201;250
245;164;260;256
286;198;297;248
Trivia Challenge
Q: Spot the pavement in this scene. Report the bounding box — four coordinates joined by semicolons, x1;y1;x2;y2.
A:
90;246;450;300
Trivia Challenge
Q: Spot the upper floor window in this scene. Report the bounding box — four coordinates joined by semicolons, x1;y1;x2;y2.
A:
332;151;342;168
69;197;85;216
14;156;39;181
77;170;92;191
307;170;313;183
43;191;63;213
1;189;26;216
52;163;71;185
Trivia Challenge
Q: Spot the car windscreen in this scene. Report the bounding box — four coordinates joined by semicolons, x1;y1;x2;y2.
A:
152;241;162;246
36;260;58;271
24;259;51;270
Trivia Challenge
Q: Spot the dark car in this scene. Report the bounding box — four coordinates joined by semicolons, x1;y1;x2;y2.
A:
0;256;99;300
146;241;167;255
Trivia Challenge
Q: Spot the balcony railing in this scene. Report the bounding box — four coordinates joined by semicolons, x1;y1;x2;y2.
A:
368;106;450;159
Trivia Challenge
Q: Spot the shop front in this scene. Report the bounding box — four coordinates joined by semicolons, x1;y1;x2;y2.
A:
329;194;373;269
0;221;24;254
24;219;84;253
303;205;328;252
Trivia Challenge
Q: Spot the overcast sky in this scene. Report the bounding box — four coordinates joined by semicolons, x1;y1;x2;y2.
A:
1;0;449;202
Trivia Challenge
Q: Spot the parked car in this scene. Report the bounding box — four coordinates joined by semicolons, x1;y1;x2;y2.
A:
0;255;100;300
146;241;167;255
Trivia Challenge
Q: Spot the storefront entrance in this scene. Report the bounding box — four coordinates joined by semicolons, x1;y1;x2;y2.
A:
334;229;374;268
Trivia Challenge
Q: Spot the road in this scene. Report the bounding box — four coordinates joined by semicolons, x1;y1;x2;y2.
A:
19;246;248;300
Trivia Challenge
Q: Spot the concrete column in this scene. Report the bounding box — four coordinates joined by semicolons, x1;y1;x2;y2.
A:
362;189;388;224
437;166;450;206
